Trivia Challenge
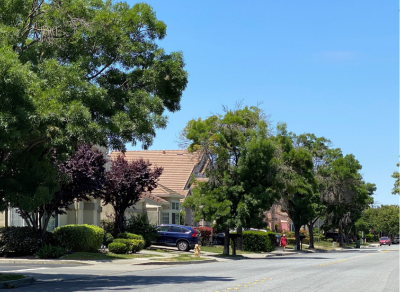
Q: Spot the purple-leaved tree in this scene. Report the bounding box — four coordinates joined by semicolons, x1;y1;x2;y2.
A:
103;156;163;233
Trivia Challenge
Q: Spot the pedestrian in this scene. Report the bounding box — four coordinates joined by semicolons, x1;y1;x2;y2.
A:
280;234;287;251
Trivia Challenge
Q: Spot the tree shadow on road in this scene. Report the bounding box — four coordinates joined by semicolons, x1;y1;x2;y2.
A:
13;275;234;291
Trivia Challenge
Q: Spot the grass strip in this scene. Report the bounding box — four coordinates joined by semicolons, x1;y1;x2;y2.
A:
61;252;160;260
200;245;255;254
153;254;210;262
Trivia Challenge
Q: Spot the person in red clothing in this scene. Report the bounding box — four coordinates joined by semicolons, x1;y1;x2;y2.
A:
280;234;287;251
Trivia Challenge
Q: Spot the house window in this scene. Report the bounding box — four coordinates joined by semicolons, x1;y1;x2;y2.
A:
171;202;180;210
172;213;179;224
162;213;169;224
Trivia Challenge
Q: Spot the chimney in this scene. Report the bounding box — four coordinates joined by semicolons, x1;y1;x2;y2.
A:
163;150;166;154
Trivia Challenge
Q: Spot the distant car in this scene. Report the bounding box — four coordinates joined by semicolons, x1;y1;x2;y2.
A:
391;236;399;244
379;237;391;246
153;224;200;251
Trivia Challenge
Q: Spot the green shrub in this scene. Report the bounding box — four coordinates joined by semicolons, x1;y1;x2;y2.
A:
108;242;128;254
35;245;65;259
365;233;377;242
0;227;56;255
117;233;143;240
327;238;333;243
113;238;133;251
53;224;104;252
132;239;145;253
125;214;158;248
287;237;310;245
232;231;276;252
103;233;114;247
100;219;118;237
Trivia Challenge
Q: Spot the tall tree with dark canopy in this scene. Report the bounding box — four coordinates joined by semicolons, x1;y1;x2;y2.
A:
0;0;187;218
273;124;318;251
182;106;280;255
15;144;106;236
103;156;163;233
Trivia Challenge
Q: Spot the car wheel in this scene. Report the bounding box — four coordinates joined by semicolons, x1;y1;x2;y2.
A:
177;240;189;251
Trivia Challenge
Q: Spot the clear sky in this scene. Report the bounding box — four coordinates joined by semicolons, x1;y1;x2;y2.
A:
125;0;399;206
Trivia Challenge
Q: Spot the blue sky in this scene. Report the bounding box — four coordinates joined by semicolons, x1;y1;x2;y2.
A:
125;1;399;205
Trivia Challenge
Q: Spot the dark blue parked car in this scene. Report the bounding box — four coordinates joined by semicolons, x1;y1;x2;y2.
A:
153;224;200;251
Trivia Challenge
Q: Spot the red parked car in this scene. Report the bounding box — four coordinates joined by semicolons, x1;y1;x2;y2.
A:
379;237;391;246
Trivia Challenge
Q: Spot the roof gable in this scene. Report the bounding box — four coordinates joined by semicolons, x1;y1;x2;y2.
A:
109;150;203;197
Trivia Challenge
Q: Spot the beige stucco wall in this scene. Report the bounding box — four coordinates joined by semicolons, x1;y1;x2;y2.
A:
0;211;5;227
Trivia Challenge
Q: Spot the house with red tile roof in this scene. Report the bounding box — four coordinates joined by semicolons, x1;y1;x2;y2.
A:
0;148;207;229
102;149;207;226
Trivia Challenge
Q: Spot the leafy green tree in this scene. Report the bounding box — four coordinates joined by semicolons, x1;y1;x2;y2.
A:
290;133;332;249
392;159;399;195
357;205;399;237
273;125;318;251
320;154;375;246
0;0;187;218
182;106;280;255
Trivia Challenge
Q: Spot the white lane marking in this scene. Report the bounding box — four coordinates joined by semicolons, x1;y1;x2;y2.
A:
4;267;49;272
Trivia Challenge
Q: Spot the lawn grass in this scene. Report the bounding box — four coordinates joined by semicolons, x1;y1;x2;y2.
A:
60;252;161;261
0;274;26;282
146;248;173;253
200;245;254;254
153;254;210;262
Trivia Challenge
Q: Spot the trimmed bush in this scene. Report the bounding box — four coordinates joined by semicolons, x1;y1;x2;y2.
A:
113;238;133;251
0;227;56;255
232;231;276;252
108;242;128;254
35;245;65;259
103;233;114;247
132;239;145;253
53;224;104;252
117;233;143;240
197;227;212;246
125;214;158;248
327;238;333;243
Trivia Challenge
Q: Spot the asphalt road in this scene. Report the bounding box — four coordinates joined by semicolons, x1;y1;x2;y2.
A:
2;245;398;292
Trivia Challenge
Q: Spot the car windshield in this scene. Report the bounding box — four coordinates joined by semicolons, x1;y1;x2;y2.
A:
380;237;389;240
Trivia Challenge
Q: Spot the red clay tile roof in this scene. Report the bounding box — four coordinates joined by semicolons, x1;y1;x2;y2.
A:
109;150;202;197
140;192;168;204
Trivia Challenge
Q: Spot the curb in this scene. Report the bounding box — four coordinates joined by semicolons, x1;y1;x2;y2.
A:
0;277;34;289
137;259;217;265
0;259;92;265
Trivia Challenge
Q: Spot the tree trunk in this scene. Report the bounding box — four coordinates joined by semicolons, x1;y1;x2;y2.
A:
115;210;125;233
339;224;344;247
5;208;8;230
307;222;314;249
294;224;301;251
223;226;230;255
237;226;243;250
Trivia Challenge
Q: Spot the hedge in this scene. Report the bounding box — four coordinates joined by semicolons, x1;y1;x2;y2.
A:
114;236;145;253
0;226;56;255
232;231;276;252
287;237;310;245
108;242;128;254
117;233;143;240
53;224;104;252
